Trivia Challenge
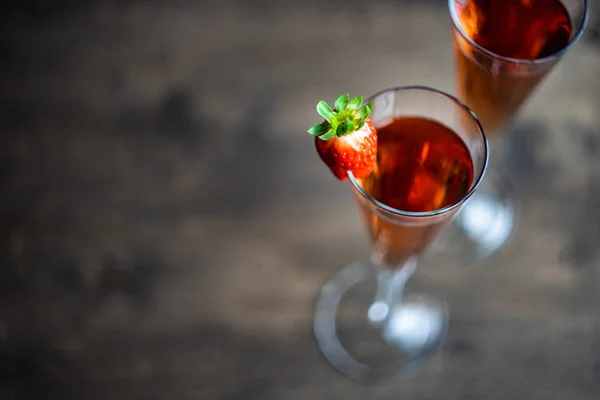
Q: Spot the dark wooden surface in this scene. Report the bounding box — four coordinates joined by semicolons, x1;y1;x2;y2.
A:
0;1;600;399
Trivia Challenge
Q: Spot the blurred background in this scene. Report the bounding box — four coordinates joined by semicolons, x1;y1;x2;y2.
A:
0;0;599;399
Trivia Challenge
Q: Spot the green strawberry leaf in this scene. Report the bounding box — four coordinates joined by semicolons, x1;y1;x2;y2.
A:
357;103;374;119
309;95;372;139
347;96;363;110
318;131;336;140
357;117;366;130
345;117;355;133
307;122;331;136
317;101;335;122
334;94;349;112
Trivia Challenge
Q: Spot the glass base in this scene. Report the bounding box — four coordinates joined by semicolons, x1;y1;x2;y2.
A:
421;169;518;268
313;261;448;383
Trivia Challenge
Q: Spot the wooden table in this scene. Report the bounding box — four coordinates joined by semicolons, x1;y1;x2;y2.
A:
1;1;599;399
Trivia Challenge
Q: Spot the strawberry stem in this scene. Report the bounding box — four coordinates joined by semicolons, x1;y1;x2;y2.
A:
307;94;374;141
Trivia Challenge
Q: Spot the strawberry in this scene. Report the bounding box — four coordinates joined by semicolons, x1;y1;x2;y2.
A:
307;94;377;181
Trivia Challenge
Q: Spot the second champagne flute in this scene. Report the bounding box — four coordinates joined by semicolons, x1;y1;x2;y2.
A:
423;0;589;267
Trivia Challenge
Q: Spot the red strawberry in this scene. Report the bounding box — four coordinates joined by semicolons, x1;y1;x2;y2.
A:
307;94;377;181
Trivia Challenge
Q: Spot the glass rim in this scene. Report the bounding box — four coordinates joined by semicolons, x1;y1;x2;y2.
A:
448;0;589;65
347;85;489;218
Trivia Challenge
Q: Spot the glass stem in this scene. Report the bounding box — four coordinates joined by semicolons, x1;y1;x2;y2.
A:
368;257;417;327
